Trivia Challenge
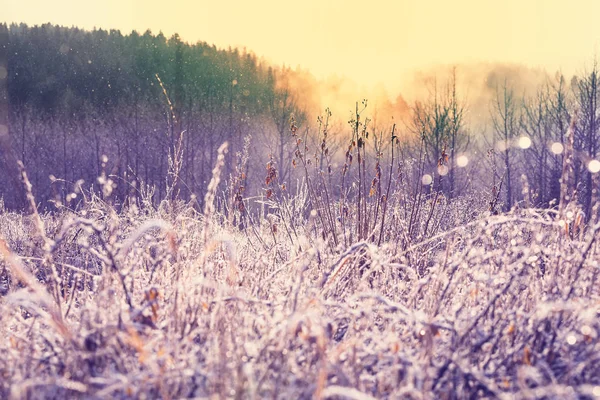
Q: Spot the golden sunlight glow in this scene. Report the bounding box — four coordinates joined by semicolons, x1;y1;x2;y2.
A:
3;0;600;91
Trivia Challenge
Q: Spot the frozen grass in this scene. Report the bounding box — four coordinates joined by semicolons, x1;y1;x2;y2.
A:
1;139;600;399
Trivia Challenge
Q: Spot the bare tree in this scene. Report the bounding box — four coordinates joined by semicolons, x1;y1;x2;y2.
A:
447;67;468;197
267;69;305;185
521;87;552;206
411;69;468;197
573;61;600;220
546;73;573;205
490;80;519;211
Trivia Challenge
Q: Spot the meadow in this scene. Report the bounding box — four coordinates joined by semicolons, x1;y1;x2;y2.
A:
1;118;599;400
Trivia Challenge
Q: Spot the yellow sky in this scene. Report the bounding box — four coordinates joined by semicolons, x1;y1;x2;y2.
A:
3;0;600;92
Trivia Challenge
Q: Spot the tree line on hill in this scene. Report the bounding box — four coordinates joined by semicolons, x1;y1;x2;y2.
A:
0;22;306;209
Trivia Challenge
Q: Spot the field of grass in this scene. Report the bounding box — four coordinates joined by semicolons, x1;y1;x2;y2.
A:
0;137;599;400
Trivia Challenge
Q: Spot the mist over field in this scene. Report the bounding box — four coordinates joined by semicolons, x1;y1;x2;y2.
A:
0;9;600;400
